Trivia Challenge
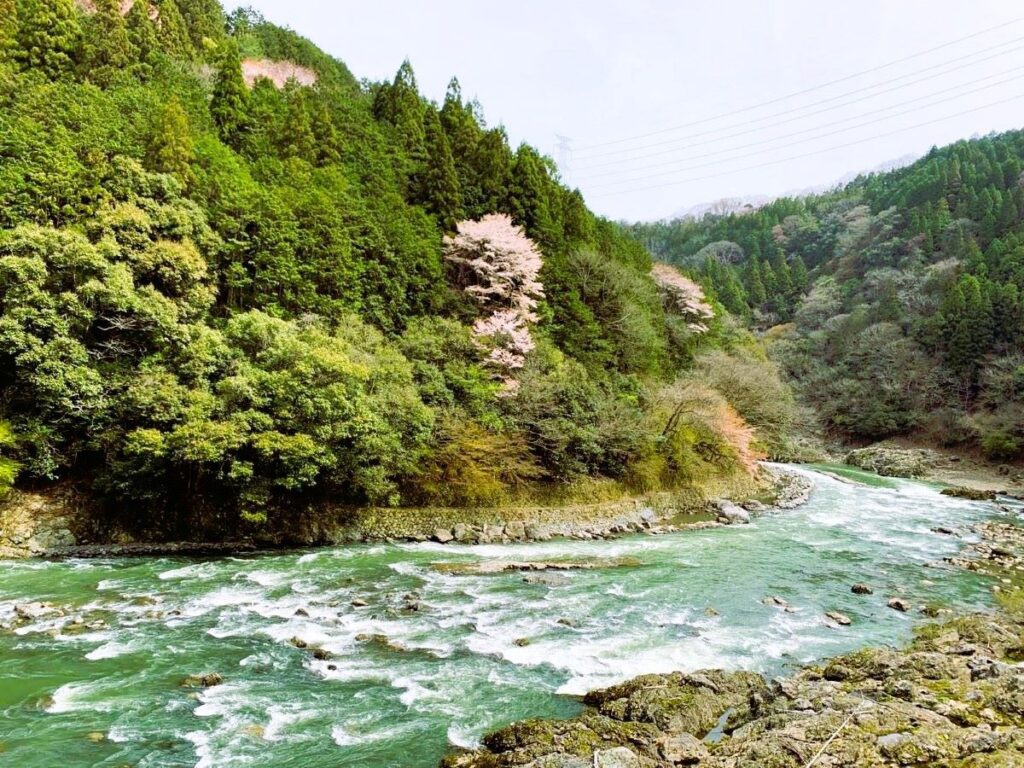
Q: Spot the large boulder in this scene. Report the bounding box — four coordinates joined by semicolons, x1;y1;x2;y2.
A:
714;501;750;525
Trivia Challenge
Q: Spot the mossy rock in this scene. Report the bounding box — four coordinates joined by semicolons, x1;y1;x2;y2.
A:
583;670;767;734
940;487;997;501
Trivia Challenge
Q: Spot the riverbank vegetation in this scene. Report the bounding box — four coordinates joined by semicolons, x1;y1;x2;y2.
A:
0;1;795;538
631;133;1024;464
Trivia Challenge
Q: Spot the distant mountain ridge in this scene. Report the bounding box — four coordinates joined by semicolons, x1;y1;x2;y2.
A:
667;152;922;222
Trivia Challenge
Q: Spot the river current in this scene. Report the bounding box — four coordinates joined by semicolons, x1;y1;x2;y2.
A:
1;464;1019;767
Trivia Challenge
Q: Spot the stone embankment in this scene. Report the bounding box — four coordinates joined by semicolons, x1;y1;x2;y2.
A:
0;466;811;558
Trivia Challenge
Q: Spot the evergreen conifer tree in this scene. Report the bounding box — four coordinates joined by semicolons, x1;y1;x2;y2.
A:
416;107;463;230
146;98;195;187
14;0;81;79
279;88;316;162
125;0;160;66
154;0;193;57
210;39;250;148
80;0;136;86
747;260;767;308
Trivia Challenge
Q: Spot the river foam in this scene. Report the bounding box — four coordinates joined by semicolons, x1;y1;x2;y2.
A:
3;465;1014;768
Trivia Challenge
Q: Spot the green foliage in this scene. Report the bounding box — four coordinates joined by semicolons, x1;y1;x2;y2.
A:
210;38;249;147
146;98;195;187
0;1;774;534
0;0;17;63
79;0;135;87
13;0;81;79
633;130;1024;456
0;421;19;497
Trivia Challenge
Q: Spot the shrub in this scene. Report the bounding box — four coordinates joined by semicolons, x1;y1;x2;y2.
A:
690;348;797;454
409;417;541;506
0;421;19;497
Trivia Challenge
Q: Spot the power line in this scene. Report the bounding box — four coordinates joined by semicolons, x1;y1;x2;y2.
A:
587;92;1024;199
574;16;1024;152
576;68;1024;184
574;60;1024;174
573;35;1024;162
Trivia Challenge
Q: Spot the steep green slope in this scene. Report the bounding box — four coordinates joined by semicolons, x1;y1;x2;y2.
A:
631;131;1024;458
0;1;788;538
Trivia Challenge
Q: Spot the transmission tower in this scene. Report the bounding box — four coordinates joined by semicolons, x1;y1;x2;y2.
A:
555;134;574;184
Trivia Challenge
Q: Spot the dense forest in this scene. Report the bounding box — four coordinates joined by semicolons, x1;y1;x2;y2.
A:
0;0;793;535
631;132;1024;460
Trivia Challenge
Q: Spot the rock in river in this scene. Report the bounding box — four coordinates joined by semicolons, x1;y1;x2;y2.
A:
14;602;60;620
714;501;750;525
888;597;911;612
431;557;641;576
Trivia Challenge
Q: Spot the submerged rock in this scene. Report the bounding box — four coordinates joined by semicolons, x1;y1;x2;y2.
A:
826;611;852;626
181;672;223;688
941;486;997;501
888;598;911;612
431;557;641;576
14;602;60;620
851;583;873;594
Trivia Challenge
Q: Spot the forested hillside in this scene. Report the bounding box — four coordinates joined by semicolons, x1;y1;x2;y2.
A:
631;132;1024;459
0;0;790;536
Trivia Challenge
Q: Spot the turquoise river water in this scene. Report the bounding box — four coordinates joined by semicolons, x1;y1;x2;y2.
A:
1;464;1021;767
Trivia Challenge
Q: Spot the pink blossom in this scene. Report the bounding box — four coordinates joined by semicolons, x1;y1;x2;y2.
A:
445;216;545;386
651;263;714;333
444;214;545;319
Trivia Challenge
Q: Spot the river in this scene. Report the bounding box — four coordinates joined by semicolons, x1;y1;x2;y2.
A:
1;464;1019;767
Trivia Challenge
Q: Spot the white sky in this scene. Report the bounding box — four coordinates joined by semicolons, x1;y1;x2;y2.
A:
238;1;1024;222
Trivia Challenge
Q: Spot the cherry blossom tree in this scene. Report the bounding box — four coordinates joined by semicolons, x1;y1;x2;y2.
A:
444;214;544;388
650;263;715;333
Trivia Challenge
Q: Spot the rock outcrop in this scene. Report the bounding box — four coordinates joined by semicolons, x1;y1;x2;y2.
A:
442;610;1024;767
845;446;939;478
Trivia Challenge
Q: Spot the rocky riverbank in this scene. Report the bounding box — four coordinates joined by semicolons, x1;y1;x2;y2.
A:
844;443;1024;497
0;466;811;558
439;493;1024;768
442;607;1024;767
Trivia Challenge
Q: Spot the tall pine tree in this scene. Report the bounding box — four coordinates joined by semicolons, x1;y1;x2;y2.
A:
125;0;160;66
373;60;426;159
154;0;193;57
146;98;195;188
210;39;250;149
416;108;462;231
79;0;136;86
14;0;81;79
175;0;225;49
279;88;316;162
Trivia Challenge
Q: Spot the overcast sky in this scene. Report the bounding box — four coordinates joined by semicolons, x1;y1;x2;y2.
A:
238;1;1024;222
